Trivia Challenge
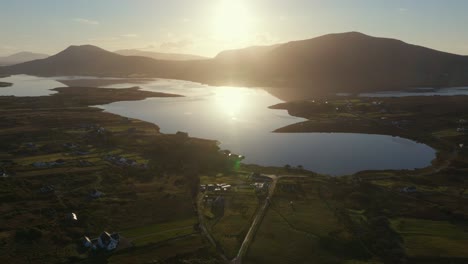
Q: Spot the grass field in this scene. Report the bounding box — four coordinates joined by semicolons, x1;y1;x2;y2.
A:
200;174;260;258
245;177;371;264
121;217;197;246
391;218;468;258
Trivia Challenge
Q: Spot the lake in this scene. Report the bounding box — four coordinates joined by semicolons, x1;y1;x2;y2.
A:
1;75;436;175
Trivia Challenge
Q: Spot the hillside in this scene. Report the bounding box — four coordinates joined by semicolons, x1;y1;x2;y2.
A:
257;32;468;97
115;49;208;61
0;45;188;78
0;51;49;66
2;33;468;99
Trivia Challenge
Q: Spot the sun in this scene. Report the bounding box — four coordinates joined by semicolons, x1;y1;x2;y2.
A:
213;0;254;42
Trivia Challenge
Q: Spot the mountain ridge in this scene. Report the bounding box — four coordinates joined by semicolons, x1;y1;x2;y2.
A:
0;51;49;66
1;32;468;99
115;49;208;61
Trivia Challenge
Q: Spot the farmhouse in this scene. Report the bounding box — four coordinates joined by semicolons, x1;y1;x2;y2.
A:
401;186;417;193
90;189;104;199
97;232;120;251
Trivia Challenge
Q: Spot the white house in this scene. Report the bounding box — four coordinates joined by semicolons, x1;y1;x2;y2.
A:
82;236;93;248
97;232;119;251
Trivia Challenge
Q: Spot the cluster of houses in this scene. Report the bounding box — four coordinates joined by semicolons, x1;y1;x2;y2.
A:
456;119;468;133
200;183;232;193
103;155;147;169
220;150;244;161
253;182;269;192
82;231;120;251
81;124;107;133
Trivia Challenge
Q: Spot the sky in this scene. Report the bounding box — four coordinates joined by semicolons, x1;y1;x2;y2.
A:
1;0;468;57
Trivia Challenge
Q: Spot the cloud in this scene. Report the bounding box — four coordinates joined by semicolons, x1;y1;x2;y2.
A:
73;18;99;25
160;39;193;50
120;34;138;38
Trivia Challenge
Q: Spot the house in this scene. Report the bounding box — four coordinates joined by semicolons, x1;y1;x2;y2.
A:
82;236;94;248
401;186;417;193
63;143;78;149
68;212;78;221
199;184;207;192
220;184;231;191
25;142;36;148
33;162;48;168
253;182;269;192
97;232;120;251
40;185;55;194
90;189;104;199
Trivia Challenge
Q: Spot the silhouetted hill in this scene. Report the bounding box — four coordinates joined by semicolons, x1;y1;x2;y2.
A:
2;33;468;99
214;44;281;63
256;32;468;97
0;45;186;78
115;49;208;61
0;51;49;66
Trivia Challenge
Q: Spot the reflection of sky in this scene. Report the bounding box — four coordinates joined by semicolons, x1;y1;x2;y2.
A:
0;75;437;175
98;79;436;176
0;75;64;96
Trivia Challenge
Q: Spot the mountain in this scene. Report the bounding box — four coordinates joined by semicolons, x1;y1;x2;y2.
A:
0;51;49;66
255;32;468;96
0;45;188;78
2;32;468;99
115;49;208;61
214;44;281;63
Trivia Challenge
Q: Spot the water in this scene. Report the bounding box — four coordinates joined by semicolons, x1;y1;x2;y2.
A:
0;74;64;96
1;75;436;175
95;79;436;175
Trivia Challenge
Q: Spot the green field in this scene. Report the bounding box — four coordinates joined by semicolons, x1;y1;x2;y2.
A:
245;177;372;264
391;218;468;258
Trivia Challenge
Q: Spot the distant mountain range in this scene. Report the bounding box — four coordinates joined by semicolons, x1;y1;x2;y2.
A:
0;52;49;66
2;32;468;98
114;49;208;61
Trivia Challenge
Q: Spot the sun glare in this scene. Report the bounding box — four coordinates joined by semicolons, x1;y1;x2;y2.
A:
215;88;246;119
213;0;254;42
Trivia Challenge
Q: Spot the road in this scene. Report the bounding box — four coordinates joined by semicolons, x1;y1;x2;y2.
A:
196;174;308;264
230;174;308;264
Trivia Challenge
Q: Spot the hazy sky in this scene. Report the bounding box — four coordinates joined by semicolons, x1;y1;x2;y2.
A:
1;0;468;57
